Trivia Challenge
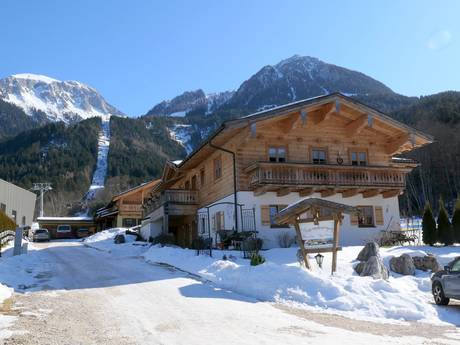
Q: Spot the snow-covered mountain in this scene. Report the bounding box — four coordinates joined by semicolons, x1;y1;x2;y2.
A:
0;73;124;123
145;89;235;117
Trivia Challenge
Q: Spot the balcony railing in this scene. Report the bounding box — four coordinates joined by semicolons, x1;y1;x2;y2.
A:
245;162;409;188
144;189;199;216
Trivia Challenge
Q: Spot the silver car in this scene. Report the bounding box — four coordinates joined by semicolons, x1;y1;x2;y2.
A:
32;229;50;242
431;257;460;305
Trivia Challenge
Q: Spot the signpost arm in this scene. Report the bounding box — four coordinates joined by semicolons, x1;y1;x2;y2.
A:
294;221;310;269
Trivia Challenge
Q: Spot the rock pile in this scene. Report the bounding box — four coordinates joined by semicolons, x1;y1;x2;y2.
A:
388;253;441;275
354;242;389;280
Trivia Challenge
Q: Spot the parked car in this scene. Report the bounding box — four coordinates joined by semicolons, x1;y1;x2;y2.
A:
56;224;72;239
32;229;50;242
76;227;90;238
431;257;460;305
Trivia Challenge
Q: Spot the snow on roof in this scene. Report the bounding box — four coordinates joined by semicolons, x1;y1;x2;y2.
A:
12;73;60;83
172;160;183;165
37;216;94;222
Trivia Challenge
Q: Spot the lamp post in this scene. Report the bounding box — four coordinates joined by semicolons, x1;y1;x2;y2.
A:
315;253;324;268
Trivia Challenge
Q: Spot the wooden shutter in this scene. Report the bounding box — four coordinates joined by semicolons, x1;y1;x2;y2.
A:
350;211;359;226
219;211;225;230
374;206;384;226
261;205;270;226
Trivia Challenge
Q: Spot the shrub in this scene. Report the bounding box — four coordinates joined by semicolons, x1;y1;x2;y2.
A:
278;231;295;248
191;237;212;250
250;253;265;266
437;197;454;246
452;199;460;244
422;202;437;246
152;233;175;246
0;210;16;232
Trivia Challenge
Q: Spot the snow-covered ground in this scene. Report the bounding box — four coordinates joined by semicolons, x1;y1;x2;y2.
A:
81;229;460;326
83;118;111;202
1;235;459;344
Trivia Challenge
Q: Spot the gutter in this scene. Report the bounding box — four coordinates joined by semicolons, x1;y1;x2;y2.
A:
209;140;239;232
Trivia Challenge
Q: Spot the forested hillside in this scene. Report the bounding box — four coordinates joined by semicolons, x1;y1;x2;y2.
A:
0;99;47;140
0;118;100;215
395;92;460;214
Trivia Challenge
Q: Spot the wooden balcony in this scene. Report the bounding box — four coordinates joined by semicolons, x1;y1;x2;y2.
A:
244;162;411;198
144;189;199;216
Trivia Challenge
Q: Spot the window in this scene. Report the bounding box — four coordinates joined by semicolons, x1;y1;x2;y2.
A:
268;146;286;163
200;168;205;186
351;150;367;166
357;206;374;227
214;157;222;180
451;259;460;272
269;205;289;228
0;203;5;213
191;175;197;190
312;149;327;164
122;218;137;227
11;210;17;222
184;180;190;190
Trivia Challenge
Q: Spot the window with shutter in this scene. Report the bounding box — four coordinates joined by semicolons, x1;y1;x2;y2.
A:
374;206;384;225
350;212;359;225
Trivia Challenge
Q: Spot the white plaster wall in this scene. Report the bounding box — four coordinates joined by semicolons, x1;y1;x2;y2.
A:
201;191;400;249
140;206;165;241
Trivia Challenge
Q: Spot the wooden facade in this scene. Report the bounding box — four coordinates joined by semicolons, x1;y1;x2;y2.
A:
142;93;433;247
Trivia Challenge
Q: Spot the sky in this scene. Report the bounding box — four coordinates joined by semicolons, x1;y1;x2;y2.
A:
1;0;460;116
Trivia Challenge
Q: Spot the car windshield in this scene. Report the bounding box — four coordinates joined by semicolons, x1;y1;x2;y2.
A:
35;229;48;234
57;226;71;232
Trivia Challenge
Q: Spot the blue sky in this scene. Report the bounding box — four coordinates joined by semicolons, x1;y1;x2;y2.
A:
1;1;459;115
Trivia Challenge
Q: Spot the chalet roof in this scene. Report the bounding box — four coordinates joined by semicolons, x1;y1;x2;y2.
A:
174;93;433;171
112;179;161;201
275;197;359;224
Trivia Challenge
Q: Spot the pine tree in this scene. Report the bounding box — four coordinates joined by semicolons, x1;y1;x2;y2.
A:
437;197;454;246
451;199;460;244
422;202;437;246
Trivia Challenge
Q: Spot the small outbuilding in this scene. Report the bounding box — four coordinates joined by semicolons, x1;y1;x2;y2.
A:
37;216;96;238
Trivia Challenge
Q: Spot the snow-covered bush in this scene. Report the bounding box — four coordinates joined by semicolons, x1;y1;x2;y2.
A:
277;231;294;248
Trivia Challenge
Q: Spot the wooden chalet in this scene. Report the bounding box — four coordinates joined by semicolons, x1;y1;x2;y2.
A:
95;179;160;229
141;93;433;248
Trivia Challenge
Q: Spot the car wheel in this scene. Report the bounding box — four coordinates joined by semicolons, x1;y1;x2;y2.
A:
433;282;450;305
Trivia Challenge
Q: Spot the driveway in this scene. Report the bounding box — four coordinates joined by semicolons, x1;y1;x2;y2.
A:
1;240;459;345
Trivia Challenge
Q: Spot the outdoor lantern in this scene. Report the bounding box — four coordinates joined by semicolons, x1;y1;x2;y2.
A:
315;253;324;268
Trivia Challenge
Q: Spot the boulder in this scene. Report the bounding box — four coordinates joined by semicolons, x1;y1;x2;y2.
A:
114;234;125;244
412;255;441;272
357;242;380;262
389;254;415;275
359;255;389;280
354;261;366;275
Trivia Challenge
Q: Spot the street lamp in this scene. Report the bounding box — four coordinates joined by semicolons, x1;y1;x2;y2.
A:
315;253;324;268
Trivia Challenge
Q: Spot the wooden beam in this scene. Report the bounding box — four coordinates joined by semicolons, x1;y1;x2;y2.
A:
362;189;380;198
276;187;291;197
341;189;359;198
385;134;409;155
298;188;314;197
277;114;299;133
321;189;336;198
345;114;368;137
254;186;270;196
315;103;335;124
382;190;401;198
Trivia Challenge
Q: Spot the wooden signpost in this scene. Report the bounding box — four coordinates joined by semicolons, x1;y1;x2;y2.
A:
275;198;359;274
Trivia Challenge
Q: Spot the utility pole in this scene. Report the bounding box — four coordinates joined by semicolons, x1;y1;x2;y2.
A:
31;183;52;217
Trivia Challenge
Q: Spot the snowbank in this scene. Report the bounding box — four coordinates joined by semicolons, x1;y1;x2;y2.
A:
143;245;460;325
83;228;145;255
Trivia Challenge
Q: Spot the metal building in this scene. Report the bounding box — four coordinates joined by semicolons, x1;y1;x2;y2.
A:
0;179;36;227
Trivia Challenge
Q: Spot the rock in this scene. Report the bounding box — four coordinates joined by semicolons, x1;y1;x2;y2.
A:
354;261;365;275
357;242;380;262
413;255;441;272
389;254;415;275
114;234;125;244
359;255;389;280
